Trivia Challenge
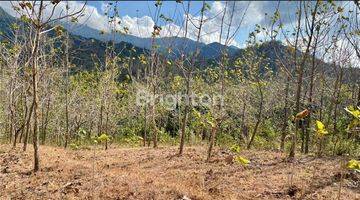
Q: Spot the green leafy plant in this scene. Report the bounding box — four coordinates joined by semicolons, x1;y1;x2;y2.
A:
230;144;241;153
347;159;360;172
69;143;80;150
95;134;112;150
97;134;110;142
315;120;328;156
344;106;360;133
234;156;250;166
315;120;328;138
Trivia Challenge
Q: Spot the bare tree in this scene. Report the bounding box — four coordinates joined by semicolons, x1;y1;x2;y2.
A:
12;0;85;171
288;1;319;159
178;0;208;155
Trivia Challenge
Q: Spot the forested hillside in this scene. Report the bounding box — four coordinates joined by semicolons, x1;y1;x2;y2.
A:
0;1;359;199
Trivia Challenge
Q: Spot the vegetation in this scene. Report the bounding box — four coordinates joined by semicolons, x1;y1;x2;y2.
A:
0;0;359;199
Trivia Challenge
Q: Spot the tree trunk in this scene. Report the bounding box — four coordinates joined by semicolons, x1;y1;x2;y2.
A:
332;68;343;155
280;76;290;151
31;0;44;172
41;96;51;145
247;83;263;149
152;85;158;148
305;35;319;154
179;72;191;155
23;94;34;152
64;29;70;149
357;83;360;106
206;124;218;161
143;105;147;146
319;74;325;121
289;1;318;159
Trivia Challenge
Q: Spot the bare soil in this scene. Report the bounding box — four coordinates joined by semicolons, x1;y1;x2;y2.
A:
0;144;359;200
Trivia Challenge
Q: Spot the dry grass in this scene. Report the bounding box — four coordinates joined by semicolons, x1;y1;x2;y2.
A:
0;144;359;200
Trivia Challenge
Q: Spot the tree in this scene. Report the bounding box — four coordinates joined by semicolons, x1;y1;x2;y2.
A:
288;1;319;159
178;0;208;155
12;0;85;171
206;1;250;161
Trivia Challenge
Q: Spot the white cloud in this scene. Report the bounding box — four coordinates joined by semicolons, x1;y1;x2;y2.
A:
0;1;17;17
121;15;154;37
0;1;109;31
100;2;107;14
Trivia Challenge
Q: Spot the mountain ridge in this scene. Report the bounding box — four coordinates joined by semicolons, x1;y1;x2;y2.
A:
61;22;239;59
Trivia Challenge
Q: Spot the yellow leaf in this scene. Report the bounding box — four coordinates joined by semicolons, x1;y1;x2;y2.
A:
347;159;360;171
235;156;250;166
315;120;328;137
316;120;325;131
345;106;360;119
207;120;215;128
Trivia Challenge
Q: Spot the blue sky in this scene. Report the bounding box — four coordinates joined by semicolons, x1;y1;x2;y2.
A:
88;1;207;21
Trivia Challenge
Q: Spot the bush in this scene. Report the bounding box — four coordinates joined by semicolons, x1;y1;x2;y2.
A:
217;133;236;147
159;129;177;145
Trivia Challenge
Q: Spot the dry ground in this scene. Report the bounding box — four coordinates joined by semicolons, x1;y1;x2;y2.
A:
0;144;359;200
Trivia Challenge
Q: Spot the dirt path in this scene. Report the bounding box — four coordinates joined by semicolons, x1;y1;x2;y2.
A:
0;144;359;199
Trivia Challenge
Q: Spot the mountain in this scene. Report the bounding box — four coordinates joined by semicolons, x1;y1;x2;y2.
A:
61;22;239;59
0;7;15;39
231;40;291;74
0;7;146;72
68;35;147;72
200;42;238;59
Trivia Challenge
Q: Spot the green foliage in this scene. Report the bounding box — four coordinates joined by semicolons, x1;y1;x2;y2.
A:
315;120;328;138
217;133;236;148
344;106;360;133
122;134;143;145
344;106;360;119
332;139;358;156
69;140;91;151
116;126;143;146
171;75;185;92
230;144;241;153
253;135;279;150
201;2;211;12
347;159;360;172
159;129;177;145
97;134;111;143
69;143;80;150
234;156;250;166
10;23;20;31
19;15;31;24
259;120;278;140
159;14;173;23
54;25;64;36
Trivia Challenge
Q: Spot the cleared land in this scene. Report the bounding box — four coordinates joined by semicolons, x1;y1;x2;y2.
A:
0;144;359;200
